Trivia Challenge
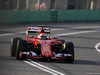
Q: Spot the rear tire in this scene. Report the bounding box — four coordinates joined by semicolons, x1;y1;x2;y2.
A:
16;40;27;60
64;42;74;63
10;38;22;57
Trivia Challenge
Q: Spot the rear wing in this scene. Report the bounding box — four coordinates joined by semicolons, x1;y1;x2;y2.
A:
26;27;50;34
26;27;50;39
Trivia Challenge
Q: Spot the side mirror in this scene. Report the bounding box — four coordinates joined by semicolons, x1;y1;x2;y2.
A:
53;37;58;39
29;36;34;38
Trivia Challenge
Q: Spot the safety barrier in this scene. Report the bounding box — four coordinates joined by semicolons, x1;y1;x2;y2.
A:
20;10;51;23
0;10;51;24
0;10;100;24
58;10;100;22
0;10;20;24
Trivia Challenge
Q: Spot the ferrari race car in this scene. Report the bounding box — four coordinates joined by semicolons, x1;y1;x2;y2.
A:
10;25;74;63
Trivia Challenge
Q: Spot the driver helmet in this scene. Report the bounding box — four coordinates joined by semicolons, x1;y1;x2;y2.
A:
38;33;47;40
39;29;45;33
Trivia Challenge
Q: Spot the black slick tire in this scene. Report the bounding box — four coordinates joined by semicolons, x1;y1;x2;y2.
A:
16;40;27;60
64;42;74;63
10;38;22;57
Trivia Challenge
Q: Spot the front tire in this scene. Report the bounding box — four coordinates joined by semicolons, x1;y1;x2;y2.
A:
16;40;27;60
64;42;74;63
10;38;22;57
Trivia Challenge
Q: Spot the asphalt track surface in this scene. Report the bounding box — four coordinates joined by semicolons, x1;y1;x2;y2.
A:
0;22;100;75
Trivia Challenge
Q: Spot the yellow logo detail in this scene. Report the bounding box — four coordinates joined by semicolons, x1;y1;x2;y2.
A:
35;41;37;45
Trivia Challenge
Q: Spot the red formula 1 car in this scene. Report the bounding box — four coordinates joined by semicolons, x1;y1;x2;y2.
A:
10;25;74;63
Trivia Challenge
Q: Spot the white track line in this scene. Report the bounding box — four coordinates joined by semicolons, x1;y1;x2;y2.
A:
0;31;25;37
30;61;65;75
52;30;98;37
95;42;100;53
73;26;100;29
24;60;65;75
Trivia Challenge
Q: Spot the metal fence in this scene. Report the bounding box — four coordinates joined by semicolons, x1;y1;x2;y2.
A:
0;0;100;10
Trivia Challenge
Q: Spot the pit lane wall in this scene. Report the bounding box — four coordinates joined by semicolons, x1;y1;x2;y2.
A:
0;10;100;24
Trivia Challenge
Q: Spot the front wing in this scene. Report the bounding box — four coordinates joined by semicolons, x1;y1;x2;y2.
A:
19;51;72;60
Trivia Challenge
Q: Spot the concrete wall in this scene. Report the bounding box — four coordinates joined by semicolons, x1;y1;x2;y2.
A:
0;0;100;10
98;0;100;9
93;0;98;9
56;0;66;9
79;0;87;9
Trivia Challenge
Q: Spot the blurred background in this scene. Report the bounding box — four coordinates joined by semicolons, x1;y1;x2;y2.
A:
0;0;100;24
0;0;100;10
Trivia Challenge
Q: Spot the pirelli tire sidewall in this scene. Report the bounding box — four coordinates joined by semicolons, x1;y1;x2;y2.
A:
16;40;27;60
10;38;22;57
65;42;74;63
